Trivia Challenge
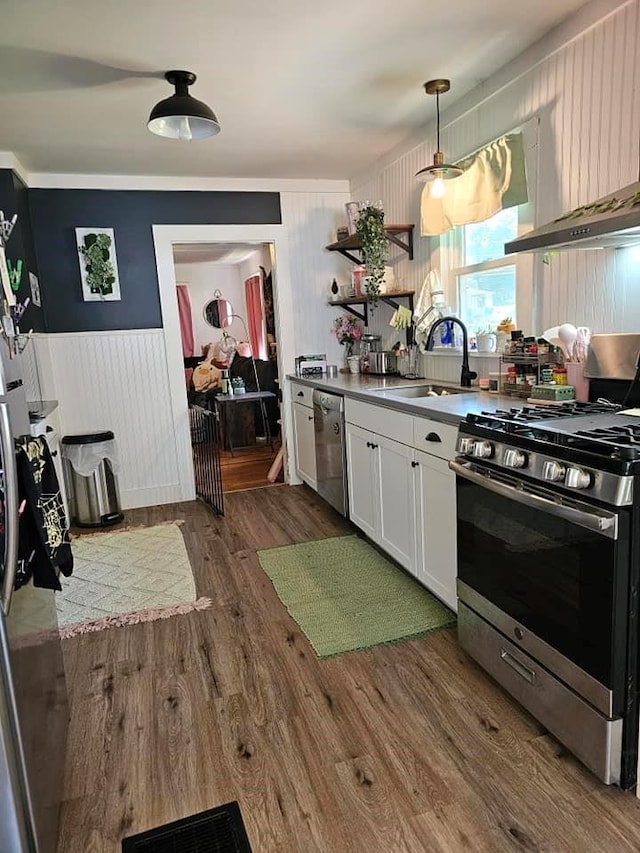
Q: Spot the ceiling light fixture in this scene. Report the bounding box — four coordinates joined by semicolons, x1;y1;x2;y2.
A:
148;70;220;141
415;79;462;196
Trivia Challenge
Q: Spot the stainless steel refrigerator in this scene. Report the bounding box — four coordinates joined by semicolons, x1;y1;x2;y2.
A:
0;343;68;853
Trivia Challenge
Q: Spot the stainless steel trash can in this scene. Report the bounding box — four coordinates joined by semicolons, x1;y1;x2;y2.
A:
61;431;124;527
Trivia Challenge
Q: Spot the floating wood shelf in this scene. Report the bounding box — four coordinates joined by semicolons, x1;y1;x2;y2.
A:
327;290;416;342
326;225;415;264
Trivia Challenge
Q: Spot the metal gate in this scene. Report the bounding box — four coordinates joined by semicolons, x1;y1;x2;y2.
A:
189;404;224;516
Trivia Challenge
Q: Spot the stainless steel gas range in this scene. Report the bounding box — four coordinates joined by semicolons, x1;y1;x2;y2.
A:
450;401;640;789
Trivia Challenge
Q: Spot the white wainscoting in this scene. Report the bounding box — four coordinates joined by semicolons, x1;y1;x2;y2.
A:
32;329;191;510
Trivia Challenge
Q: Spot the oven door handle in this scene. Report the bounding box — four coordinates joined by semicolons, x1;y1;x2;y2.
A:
449;459;619;540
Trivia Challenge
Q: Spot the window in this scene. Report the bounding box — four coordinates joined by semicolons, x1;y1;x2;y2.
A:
440;205;520;333
457;206;518;332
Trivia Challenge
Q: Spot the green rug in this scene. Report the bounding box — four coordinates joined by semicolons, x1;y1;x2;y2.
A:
257;535;456;658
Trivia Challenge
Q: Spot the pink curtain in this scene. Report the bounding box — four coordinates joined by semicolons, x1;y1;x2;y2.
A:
176;284;195;357
245;274;267;360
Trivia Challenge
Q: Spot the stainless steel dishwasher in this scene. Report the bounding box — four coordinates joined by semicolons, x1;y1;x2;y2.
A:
313;389;348;517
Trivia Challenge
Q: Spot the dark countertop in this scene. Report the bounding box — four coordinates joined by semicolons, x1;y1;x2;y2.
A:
287;373;515;426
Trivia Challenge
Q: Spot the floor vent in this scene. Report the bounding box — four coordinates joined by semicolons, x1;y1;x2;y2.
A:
122;801;252;852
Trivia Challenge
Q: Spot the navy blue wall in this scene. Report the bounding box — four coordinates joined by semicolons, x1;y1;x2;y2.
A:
29;189;281;333
0;170;46;333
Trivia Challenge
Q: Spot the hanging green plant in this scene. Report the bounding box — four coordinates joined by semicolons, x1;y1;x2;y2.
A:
355;203;387;304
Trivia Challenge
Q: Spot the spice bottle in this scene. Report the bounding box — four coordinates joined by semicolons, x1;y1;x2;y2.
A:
553;366;568;385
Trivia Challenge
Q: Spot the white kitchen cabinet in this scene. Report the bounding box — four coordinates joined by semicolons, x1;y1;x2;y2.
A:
345;422;378;540
292;400;317;489
376;434;415;571
345;423;415;571
413;449;457;611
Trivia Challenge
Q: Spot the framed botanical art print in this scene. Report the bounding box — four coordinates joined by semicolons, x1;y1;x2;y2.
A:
76;227;121;301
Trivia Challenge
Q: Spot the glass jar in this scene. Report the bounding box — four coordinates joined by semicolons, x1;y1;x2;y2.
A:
553;366;568;385
361;334;382;354
360;334;381;373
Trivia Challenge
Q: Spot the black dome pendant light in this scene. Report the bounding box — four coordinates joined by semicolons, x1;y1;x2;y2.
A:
148;70;220;140
415;79;462;197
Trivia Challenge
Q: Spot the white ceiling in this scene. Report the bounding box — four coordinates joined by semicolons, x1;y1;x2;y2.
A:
173;242;261;265
1;0;592;180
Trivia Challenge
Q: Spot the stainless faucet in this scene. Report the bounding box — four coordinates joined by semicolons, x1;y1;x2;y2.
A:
425;317;478;387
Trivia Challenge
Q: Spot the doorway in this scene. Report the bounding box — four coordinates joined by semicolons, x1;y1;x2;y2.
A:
172;242;283;497
153;224;295;509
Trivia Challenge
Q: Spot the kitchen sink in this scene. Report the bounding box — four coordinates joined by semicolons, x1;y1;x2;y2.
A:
374;384;477;398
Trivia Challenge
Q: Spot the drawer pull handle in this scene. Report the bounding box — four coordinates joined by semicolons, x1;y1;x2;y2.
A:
297;391;304;397
425;432;442;443
411;460;419;468
51;450;58;458
370;443;378;450
500;648;536;684
308;415;313;421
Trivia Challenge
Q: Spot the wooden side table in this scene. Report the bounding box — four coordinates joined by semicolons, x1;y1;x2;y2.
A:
214;391;276;456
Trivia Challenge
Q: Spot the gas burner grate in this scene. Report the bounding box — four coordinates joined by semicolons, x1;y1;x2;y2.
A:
571;424;640;459
576;424;640;440
469;402;621;430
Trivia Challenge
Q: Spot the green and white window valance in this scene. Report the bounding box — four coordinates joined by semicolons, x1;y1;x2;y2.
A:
420;132;528;237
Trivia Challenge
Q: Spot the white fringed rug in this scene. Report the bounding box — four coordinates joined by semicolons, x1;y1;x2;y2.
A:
57;522;212;639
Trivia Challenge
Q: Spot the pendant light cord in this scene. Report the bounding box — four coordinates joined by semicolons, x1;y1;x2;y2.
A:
435;91;440;150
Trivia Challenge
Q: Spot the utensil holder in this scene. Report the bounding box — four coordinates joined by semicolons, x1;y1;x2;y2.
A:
566;362;589;403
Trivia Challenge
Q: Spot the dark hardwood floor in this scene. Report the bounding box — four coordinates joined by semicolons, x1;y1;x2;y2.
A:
220;441;284;493
58;486;640;852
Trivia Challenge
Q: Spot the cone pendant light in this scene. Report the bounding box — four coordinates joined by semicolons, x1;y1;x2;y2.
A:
415;79;462;196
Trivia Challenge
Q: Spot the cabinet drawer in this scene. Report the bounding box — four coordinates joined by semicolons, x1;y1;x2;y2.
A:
345;398;413;446
290;381;313;408
412;417;458;460
458;603;621;785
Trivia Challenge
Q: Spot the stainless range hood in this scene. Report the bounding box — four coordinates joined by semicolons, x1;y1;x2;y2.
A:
505;181;640;253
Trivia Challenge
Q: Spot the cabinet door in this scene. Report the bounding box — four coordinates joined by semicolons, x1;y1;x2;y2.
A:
345;423;377;540
375;434;415;572
293;402;317;488
414;450;457;611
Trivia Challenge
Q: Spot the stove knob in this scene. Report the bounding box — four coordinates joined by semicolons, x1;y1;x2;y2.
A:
565;467;591;489
472;440;494;459
457;437;476;454
543;460;566;482
504;449;527;469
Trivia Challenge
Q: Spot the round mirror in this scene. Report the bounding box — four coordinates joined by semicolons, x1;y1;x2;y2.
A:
204;298;234;329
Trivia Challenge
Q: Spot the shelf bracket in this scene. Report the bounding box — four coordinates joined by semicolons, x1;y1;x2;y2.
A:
386;230;414;260
342;303;368;324
334;247;364;265
379;293;414;345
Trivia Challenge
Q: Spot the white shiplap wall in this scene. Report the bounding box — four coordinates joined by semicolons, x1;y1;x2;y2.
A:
351;0;640;346
280;190;352;367
33;330;188;510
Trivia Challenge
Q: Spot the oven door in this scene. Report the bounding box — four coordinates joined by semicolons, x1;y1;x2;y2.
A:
450;458;629;717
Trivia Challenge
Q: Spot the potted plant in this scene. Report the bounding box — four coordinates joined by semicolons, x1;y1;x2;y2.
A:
355;203;387;304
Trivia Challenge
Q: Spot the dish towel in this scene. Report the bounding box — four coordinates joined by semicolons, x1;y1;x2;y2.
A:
15;436;73;591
